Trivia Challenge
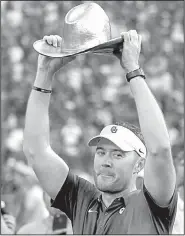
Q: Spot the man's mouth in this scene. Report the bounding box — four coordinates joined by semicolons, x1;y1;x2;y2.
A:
99;173;114;177
98;172;115;181
99;174;115;183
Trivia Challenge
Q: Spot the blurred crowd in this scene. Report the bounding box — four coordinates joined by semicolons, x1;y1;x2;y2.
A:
1;1;184;234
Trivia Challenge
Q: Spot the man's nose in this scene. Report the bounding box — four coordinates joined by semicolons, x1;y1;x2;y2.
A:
102;153;112;167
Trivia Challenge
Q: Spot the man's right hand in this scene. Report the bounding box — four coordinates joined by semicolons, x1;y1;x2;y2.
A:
37;35;76;75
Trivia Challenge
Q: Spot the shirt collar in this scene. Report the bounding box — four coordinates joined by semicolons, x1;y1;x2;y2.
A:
96;189;139;207
97;194;126;208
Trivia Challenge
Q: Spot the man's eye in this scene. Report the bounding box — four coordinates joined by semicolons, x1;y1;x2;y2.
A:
97;151;105;156
113;152;123;158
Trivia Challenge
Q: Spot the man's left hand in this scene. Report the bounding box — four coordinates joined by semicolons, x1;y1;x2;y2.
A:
114;30;142;73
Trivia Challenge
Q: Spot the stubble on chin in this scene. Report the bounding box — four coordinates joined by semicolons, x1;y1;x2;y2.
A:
94;172;126;194
94;175;116;193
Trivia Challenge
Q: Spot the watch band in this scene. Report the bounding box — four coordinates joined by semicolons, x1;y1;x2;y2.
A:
126;68;146;82
32;86;52;93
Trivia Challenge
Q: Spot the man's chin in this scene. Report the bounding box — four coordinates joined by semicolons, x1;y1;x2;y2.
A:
95;176;125;194
96;184;121;194
96;178;117;193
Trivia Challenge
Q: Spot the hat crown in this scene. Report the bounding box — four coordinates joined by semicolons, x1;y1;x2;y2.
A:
62;2;111;52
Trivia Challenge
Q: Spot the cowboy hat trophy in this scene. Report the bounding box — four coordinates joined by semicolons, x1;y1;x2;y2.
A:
33;2;124;57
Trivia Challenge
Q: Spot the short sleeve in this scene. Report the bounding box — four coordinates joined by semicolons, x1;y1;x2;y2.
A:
143;184;178;234
51;170;98;222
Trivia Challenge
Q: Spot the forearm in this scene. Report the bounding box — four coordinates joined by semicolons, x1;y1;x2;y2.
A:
24;69;54;153
129;76;170;153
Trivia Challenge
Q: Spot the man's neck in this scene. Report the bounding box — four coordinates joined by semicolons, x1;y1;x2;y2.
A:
101;185;136;208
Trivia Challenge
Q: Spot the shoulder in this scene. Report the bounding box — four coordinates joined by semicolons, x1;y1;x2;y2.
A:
51;170;99;217
72;172;100;204
62;170;98;196
124;189;144;207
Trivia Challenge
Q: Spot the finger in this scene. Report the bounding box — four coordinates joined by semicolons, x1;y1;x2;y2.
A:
138;34;142;52
113;49;121;60
43;35;52;45
54;35;63;47
121;32;130;42
50;35;58;47
129;30;138;43
43;35;57;47
138;34;142;46
43;35;50;44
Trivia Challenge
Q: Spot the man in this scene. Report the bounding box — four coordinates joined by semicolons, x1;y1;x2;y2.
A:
23;30;177;234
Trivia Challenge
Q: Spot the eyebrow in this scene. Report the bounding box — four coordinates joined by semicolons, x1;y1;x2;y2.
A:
96;147;104;151
96;147;124;153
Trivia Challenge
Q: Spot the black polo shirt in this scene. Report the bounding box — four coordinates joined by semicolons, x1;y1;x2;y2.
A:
51;171;177;234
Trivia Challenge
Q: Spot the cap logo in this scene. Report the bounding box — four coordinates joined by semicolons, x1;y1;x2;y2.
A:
119;207;125;214
111;126;117;133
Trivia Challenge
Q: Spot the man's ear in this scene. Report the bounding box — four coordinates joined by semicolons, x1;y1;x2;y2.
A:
133;157;146;174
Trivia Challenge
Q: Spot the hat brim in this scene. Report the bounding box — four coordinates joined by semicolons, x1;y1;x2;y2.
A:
33;36;123;58
33;40;81;58
88;134;134;152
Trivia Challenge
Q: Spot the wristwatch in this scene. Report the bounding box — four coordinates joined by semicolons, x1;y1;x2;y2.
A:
126;68;146;82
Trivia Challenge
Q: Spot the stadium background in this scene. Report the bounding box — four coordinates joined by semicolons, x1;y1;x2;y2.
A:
1;1;184;233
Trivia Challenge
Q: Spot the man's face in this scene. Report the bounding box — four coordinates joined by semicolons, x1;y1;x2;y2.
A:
93;138;138;193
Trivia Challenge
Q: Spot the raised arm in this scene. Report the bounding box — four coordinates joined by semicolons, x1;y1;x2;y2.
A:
23;35;76;200
115;30;176;206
